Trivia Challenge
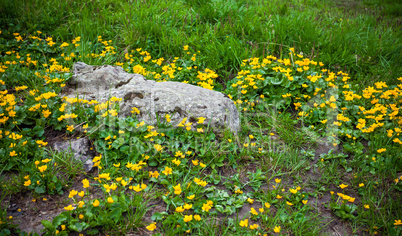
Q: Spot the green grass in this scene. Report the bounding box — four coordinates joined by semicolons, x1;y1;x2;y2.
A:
0;0;401;235
1;0;401;84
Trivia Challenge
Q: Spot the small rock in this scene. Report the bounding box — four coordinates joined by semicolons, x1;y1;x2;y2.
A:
52;137;94;172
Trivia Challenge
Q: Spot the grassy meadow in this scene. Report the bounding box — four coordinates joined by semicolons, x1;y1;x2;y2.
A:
0;0;401;235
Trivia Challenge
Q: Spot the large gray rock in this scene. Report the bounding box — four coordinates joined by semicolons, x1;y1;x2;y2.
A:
65;62;240;133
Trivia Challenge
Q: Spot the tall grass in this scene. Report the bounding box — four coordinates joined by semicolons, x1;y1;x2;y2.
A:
1;0;401;83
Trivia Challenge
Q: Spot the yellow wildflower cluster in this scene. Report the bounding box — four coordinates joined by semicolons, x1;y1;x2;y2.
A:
337;193;355;202
193;177;208;187
196;69;217;90
126;160;147;171
201;200;213;212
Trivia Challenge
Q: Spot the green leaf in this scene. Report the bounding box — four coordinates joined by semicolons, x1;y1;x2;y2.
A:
278;212;288;223
52;175;58;182
148;160;158;167
41;220;55;230
159;179;169;185
151;212;168;221
86;228;99;235
110;207;123;222
270;76;283;85
52;213;67;226
71;222;85;232
120;145;130;153
33;126;44;137
215;205;224;213
34;186;45;194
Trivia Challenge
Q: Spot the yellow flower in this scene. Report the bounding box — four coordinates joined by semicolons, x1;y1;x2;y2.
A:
107;197;114;203
38;165;47;173
82;179;90;188
154;144;163;152
175;206;184;213
60;42;69;48
359;183;364;187
239;219;248;227
289;188;298;194
78;201;85;208
149;171;159;179
183;215;193;222
173;184;182;195
198;117;206;124
133;185;142;192
286;201;293;206
187;194;195;200
250;224;259;230
9;151;17;157
146;223;157;231
377;148;386;153
93;199;100;207
24;179;31;186
42;109;51;118
162;166;172;175
172;158;181;166
78;191;85;197
364;204;369;209
68;189;78;198
250;207;258;215
66;125;74;132
394;220;402;226
233;188;243;194
194;215;201;221
41;158;51;163
79;214;84;219
202;202;212;212
265;202;271;208
274;226;281;233
184;203;192;210
131;107;140;114
339;183;348;189
275;178;281;183
64;205;74;211
192;159;199;166
302;200;308;205
247;198;254;204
